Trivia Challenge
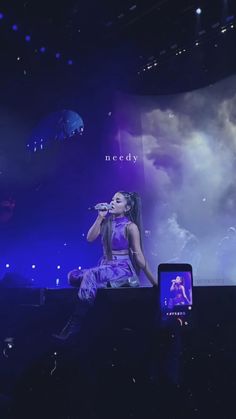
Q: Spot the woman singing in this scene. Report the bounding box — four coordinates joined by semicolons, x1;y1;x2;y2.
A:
54;191;156;340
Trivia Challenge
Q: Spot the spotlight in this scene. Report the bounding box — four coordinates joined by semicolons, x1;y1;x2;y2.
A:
55;52;61;59
196;8;202;15
0;13;4;20
12;24;18;31
32;264;36;269
57;265;61;270
40;46;46;53
25;35;31;42
5;264;10;268
67;59;73;65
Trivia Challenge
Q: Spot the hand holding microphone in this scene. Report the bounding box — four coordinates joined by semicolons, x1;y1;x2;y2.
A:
88;202;113;218
94;203;113;211
96;203;112;218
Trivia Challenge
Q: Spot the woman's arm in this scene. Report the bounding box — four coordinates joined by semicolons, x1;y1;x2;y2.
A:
170;281;176;291
128;223;157;286
87;213;105;242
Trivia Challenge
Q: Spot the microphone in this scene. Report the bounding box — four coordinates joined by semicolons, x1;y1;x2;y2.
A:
88;203;113;211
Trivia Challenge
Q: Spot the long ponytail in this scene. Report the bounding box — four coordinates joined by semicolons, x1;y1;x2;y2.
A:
118;191;143;275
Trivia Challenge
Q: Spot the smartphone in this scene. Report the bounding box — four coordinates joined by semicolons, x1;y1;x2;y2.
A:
158;263;193;327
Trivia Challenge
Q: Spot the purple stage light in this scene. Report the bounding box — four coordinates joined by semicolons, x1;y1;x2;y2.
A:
0;13;4;20
67;59;73;65
55;52;61;59
40;46;46;53
12;24;18;31
25;35;31;42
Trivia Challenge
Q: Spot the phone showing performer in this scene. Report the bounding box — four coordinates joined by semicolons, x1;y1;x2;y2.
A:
158;263;193;326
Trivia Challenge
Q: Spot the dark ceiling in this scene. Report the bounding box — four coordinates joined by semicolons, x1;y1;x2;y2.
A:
0;0;236;206
0;0;236;93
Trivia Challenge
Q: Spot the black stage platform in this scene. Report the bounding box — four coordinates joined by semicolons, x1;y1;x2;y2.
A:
0;286;235;419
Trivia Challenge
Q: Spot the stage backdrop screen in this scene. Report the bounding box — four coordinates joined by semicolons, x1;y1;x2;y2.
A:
115;75;236;286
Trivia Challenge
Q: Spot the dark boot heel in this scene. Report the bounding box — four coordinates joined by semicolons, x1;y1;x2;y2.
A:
52;316;81;341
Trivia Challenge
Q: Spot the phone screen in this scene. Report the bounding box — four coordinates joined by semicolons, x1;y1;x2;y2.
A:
158;264;193;325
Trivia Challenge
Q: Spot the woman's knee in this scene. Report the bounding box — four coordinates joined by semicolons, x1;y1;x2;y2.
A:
68;269;82;287
67;270;74;285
